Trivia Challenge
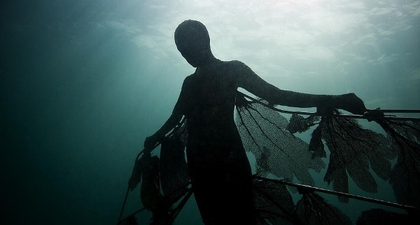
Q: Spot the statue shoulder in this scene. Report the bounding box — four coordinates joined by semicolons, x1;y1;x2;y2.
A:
224;60;256;82
225;60;247;69
183;73;197;85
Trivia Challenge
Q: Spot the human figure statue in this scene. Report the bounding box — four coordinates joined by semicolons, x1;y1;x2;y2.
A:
144;20;366;225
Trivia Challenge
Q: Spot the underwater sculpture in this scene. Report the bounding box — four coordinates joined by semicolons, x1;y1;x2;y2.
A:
116;20;420;225
117;93;419;225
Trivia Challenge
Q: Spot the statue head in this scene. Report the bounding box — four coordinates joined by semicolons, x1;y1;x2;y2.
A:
174;20;213;67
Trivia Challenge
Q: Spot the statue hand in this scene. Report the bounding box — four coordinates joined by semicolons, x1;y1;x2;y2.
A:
337;93;367;115
144;134;161;151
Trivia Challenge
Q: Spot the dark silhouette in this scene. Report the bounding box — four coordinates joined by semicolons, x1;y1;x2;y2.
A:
144;20;366;225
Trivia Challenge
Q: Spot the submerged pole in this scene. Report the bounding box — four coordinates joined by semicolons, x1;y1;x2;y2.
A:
238;91;420;121
254;176;420;212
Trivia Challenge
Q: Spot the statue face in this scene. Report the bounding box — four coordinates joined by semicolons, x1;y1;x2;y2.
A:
176;40;210;67
175;20;211;67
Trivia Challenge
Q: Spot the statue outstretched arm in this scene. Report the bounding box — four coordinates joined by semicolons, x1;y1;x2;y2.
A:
232;60;366;114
